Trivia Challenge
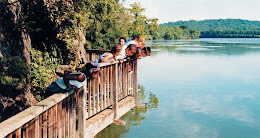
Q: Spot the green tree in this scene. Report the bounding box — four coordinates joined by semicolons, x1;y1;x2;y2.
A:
129;2;147;39
147;18;159;36
84;0;131;50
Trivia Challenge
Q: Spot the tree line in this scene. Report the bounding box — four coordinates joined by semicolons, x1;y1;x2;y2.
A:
200;29;260;38
162;19;260;31
153;25;200;40
162;19;260;38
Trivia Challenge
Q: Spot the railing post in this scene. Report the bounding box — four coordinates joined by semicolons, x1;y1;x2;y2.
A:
78;81;87;138
133;60;138;104
112;63;119;119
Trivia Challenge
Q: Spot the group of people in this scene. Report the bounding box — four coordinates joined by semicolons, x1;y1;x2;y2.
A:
97;36;151;63
46;36;151;95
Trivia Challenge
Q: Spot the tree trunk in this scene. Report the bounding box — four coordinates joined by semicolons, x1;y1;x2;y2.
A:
21;29;31;66
78;29;87;65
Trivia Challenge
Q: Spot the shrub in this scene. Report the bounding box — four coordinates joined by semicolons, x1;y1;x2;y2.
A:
30;48;60;100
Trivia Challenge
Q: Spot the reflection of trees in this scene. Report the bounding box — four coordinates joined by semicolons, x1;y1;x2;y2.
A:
96;85;159;138
146;93;159;109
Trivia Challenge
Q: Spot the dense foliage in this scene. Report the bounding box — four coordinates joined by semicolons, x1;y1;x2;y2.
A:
162;19;260;38
0;56;28;89
162;19;260;31
153;25;200;40
30;48;60;100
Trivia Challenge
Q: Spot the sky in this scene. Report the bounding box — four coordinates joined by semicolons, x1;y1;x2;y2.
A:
122;0;260;24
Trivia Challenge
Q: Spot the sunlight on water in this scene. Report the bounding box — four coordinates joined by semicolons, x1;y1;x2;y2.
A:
97;38;260;138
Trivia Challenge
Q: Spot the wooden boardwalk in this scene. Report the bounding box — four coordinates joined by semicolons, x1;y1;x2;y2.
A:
0;59;138;138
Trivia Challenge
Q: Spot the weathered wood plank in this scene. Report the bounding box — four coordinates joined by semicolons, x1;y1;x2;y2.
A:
75;91;79;137
97;75;100;113
88;79;92;118
72;92;77;138
48;108;53;138
35;117;39;138
38;114;42;138
26;118;36;138
103;67;107;108
109;65;113;106
65;97;70;137
106;67;109;107
133;60;138;104
123;62;127;97
61;99;66;137
53;104;58;138
22;124;28;138
15;127;21;138
112;63;119;119
78;81;86;138
69;94;73;138
100;67;104;111
43;112;48;138
127;63;130;96
120;63;123;100
93;78;96;115
58;102;62;137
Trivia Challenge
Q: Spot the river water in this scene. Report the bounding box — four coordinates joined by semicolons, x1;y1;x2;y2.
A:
97;38;260;138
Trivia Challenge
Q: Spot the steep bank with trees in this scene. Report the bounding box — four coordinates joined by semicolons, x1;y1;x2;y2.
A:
0;0;158;122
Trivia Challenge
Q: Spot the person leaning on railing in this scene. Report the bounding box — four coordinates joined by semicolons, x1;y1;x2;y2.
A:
46;61;100;96
119;37;126;47
96;44;122;63
141;46;151;57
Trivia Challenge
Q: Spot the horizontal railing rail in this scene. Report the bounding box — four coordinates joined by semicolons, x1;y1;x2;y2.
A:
0;58;138;137
85;49;110;63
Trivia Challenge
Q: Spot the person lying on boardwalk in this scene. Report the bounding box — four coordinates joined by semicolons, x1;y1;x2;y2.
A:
46;61;100;96
97;44;122;63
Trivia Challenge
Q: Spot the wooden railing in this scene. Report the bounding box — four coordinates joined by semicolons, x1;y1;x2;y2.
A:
85;49;110;63
87;60;138;118
0;60;138;137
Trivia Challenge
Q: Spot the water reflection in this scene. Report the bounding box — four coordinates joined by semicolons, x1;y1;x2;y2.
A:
96;85;159;138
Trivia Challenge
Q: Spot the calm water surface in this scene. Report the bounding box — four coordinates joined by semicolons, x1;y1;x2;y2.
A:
97;38;260;138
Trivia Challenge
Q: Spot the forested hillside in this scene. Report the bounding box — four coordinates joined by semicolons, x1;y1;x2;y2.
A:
162;19;260;31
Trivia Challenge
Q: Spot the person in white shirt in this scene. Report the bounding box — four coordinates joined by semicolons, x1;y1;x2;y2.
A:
46;61;100;95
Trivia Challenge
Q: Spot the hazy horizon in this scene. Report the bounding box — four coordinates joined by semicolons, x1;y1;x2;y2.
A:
159;18;260;24
122;0;260;24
